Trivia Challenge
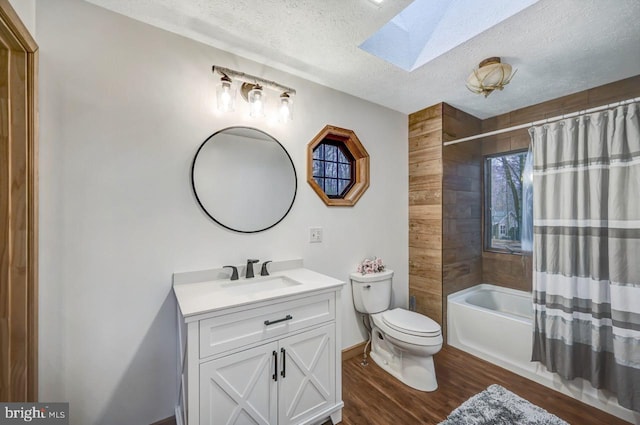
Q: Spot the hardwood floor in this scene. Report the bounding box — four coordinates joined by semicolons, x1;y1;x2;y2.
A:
341;345;631;425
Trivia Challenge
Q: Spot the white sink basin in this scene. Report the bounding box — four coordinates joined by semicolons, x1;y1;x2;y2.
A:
219;276;302;295
173;265;345;318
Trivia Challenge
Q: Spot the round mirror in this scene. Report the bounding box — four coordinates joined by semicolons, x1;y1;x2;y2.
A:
191;127;297;233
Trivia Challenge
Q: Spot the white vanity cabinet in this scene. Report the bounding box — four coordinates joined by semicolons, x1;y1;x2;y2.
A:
200;323;335;425
173;264;344;425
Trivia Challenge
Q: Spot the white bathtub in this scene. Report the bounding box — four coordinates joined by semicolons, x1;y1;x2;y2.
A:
447;284;638;424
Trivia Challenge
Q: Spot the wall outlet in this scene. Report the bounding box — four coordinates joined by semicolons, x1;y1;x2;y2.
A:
309;227;323;243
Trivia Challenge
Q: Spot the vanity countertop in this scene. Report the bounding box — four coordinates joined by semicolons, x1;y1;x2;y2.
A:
173;265;344;319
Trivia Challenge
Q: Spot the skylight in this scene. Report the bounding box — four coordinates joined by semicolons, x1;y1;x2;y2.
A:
359;0;539;72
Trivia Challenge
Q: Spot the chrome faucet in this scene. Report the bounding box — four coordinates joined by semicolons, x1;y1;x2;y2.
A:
245;259;259;278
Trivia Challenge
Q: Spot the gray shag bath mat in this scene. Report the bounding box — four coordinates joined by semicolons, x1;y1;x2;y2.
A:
439;384;569;425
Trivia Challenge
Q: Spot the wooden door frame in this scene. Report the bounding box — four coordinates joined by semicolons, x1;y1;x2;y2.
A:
0;0;38;401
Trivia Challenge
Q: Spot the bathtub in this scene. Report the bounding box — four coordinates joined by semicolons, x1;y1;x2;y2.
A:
447;284;533;369
447;284;638;424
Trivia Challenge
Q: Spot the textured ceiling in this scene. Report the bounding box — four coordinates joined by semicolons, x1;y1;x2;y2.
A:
84;0;640;118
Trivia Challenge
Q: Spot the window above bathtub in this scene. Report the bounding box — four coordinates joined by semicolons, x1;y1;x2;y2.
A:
484;150;528;254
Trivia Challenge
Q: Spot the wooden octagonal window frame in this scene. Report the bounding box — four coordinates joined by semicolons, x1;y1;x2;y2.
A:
307;125;370;206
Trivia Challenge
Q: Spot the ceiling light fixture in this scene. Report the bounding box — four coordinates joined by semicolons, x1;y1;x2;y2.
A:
466;57;516;97
212;66;296;122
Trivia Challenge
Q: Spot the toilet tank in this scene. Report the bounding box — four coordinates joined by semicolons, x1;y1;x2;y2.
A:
350;269;394;314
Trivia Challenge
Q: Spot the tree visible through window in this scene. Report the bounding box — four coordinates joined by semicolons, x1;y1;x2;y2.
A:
307;125;369;206
312;141;354;198
485;151;526;253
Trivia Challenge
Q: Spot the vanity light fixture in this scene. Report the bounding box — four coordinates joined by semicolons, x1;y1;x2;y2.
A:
216;74;236;112
212;66;296;122
248;84;265;117
466;57;516;97
279;92;293;123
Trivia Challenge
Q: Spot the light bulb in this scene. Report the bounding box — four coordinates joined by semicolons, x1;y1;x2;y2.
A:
249;85;265;117
278;93;293;123
252;95;262;115
279;103;290;122
220;85;231;107
216;76;235;112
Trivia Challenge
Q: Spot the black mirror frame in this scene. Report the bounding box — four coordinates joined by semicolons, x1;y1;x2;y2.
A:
191;126;297;233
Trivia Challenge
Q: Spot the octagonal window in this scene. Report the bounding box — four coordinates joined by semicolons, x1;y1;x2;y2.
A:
307;126;369;206
312;141;355;198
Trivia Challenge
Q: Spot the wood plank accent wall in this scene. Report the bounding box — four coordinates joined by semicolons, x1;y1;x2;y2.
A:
480;74;640;292
408;104;443;325
408;103;482;328
408;75;640;329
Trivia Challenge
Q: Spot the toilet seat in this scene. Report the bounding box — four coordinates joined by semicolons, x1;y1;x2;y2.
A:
371;309;442;347
381;308;441;337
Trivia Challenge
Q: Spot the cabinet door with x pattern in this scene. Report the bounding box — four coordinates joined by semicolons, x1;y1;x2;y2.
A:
200;341;278;425
278;324;335;425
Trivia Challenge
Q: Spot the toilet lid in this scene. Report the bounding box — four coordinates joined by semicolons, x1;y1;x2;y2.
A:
381;308;441;337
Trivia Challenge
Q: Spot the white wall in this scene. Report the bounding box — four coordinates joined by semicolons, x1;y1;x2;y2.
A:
37;0;408;424
8;0;35;36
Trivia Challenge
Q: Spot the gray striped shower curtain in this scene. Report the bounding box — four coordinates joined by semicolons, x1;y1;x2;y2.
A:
530;101;640;412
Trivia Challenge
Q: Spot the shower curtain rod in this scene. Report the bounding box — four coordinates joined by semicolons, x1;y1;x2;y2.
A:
443;96;640;147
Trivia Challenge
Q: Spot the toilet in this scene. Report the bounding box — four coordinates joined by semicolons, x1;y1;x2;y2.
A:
350;269;442;391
